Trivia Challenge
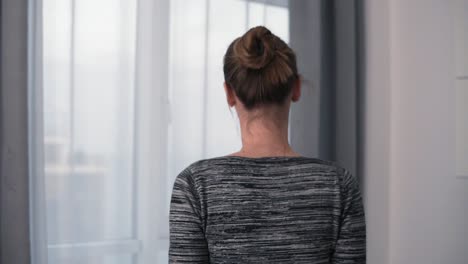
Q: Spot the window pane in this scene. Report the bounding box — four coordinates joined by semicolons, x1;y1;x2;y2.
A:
248;2;266;28
167;0;208;199
265;5;289;42
43;0;136;245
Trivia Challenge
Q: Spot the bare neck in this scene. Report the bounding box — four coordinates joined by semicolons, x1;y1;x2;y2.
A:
230;109;300;158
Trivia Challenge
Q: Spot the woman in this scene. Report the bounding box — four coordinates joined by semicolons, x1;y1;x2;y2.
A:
169;26;366;263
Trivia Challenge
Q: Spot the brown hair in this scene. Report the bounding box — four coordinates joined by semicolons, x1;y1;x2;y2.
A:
223;26;299;110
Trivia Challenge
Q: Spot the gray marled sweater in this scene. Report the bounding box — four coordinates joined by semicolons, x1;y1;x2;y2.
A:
169;155;366;263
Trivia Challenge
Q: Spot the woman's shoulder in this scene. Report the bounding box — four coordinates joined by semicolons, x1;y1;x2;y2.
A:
173;155;359;202
181;155;352;180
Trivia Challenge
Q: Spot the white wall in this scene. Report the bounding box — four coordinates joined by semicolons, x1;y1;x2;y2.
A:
455;0;468;178
363;0;468;263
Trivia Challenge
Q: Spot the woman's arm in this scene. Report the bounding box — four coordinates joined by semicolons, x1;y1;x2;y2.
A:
169;167;209;263
331;169;366;263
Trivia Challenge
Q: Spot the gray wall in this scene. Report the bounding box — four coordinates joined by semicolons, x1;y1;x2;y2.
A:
386;1;466;262
361;1;392;262
363;0;468;263
0;0;31;263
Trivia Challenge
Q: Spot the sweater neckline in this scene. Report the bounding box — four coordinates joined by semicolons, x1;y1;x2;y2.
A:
217;155;309;160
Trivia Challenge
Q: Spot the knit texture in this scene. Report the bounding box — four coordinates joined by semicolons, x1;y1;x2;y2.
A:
169;155;366;263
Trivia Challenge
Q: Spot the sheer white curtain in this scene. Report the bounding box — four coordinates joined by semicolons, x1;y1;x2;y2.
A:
30;0;289;263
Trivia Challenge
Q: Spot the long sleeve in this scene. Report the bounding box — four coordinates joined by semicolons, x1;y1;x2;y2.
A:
169;167;209;263
331;169;366;263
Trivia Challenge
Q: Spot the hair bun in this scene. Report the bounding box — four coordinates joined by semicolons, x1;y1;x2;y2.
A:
223;26;298;110
234;26;276;70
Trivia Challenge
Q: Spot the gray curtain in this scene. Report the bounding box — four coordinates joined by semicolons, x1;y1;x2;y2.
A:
0;0;31;263
290;0;363;182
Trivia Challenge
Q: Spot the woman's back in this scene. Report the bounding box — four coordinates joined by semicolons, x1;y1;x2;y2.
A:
169;156;366;263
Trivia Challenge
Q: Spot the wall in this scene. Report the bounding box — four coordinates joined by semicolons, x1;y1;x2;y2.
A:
362;0;392;263
363;0;468;263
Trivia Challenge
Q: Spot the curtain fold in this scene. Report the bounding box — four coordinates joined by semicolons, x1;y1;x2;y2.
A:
1;0;31;264
290;0;361;179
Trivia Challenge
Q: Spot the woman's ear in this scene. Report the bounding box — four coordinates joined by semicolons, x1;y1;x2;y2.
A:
224;82;236;107
291;77;301;102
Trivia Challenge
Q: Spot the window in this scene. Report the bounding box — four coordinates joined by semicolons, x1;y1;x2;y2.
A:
42;0;137;263
31;0;289;263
